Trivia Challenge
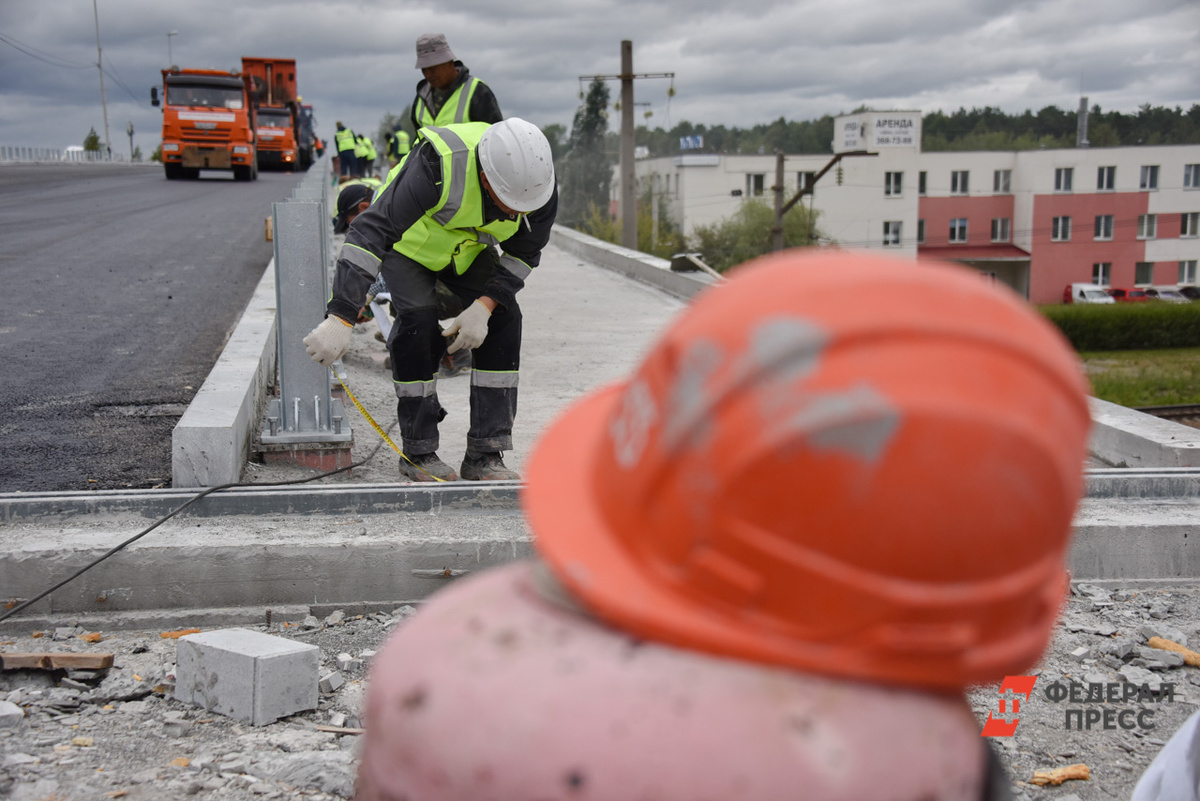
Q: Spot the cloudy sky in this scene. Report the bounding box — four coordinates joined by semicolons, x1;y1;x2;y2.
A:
1;0;1197;155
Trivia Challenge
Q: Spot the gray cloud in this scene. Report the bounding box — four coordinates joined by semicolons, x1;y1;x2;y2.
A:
0;0;1195;153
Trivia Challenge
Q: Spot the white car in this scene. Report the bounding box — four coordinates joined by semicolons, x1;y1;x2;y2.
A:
1145;286;1191;303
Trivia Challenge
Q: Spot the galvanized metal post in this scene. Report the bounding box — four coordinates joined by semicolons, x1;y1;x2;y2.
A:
260;186;351;450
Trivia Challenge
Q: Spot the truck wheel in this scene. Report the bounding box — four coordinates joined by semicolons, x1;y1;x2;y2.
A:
233;165;252;182
184;168;201;180
164;163;183;180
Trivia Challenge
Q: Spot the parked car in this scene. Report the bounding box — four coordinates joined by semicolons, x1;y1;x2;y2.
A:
1178;285;1200;301
1106;287;1150;303
1063;283;1116;304
1144;286;1191;303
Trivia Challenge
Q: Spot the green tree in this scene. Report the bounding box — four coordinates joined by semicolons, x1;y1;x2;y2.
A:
558;79;614;228
83;128;101;152
150;144;162;163
688;200;820;273
132;146;143;163
579;186;687;261
541;123;566;163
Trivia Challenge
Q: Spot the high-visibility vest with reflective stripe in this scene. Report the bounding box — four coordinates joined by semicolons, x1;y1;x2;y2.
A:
414;77;482;129
388;130;411;158
335;128;356;153
385;123;518;275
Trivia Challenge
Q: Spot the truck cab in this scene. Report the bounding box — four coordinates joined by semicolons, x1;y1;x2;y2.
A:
152;68;258;181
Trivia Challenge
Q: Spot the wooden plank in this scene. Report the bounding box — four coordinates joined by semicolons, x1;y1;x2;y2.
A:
0;653;115;670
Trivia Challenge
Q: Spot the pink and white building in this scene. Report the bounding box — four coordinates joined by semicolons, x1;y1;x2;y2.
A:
625;111;1200;304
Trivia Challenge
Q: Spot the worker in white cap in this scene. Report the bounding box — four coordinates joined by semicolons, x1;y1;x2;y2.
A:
410;33;502;133
303;119;557;483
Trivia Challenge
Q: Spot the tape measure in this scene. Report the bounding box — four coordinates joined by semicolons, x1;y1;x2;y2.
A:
334;369;446;482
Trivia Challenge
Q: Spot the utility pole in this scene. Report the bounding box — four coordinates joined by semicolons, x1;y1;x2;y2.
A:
771;151;785;252
92;0;111;159
619;41;636;250
126;121;134;161
167;30;178;67
772;150;876;252
579;41;674;251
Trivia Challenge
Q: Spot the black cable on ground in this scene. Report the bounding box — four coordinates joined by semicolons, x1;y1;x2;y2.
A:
0;426;397;625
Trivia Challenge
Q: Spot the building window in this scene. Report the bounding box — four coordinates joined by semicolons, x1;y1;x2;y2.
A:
747;173;765;197
797;171;816;192
883;221;902;246
1186;164;1200;189
918;171;927;195
993;169;1011;193
991;217;1010;242
917;219;925;244
949;218;968;243
1182;212;1199;238
951;170;969;195
1094;214;1114;240
1054;167;1073;192
885;171;903;197
1052;216;1071;241
1181;260;1199;284
1135;262;1155;285
1097;166;1116;191
1137;214;1158;239
1140;165;1159;190
1092;262;1111;286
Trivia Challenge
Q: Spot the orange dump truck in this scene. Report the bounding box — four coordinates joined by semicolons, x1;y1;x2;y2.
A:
241;57;302;172
151;67;258;181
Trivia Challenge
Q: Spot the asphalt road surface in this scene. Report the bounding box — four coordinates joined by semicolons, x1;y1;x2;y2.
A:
0;162;306;492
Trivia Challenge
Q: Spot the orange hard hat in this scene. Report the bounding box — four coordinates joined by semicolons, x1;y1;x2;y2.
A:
523;249;1092;692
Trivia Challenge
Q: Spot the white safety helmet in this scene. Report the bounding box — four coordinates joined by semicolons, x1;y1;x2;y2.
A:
478;118;555;214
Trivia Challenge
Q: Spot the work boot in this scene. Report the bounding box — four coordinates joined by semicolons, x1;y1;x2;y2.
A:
439;349;472;378
398;452;457;482
460;452;520;481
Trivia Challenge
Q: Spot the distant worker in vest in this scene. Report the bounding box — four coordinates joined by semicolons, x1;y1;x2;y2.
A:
334;122;357;179
355;133;377;179
303;119;558;483
410;33;502;134
386;127;411;170
352;250;1094;800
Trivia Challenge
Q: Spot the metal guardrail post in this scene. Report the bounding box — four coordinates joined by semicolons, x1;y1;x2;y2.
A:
260;175;351;450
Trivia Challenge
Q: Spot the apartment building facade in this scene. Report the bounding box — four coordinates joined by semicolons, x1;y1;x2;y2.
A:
625;111;1200;304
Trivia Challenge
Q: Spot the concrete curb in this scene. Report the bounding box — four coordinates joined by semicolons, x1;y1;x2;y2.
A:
550;225;717;300
171;261;278;487
1088;397;1200;468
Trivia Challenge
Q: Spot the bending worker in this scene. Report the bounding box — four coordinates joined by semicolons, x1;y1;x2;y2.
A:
303;118;557;483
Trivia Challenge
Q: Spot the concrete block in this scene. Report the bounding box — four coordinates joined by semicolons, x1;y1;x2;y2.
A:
0;700;24;727
175;628;318;726
319;671;344;694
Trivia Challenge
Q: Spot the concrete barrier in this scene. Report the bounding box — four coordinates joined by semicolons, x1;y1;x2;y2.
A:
550;225;717;300
1088;397;1200;468
171;263;278;487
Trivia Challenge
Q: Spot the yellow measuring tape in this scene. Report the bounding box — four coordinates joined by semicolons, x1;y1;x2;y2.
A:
334;370;446;482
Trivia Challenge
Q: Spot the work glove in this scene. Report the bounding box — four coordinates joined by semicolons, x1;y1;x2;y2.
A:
442;299;491;354
303;316;352;367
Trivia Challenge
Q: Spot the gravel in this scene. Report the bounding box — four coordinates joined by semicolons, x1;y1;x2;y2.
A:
2;583;1197;800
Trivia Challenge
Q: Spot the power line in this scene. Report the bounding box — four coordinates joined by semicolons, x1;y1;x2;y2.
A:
0;30;93;69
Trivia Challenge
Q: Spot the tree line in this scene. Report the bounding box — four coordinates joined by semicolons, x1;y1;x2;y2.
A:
632;103;1200;157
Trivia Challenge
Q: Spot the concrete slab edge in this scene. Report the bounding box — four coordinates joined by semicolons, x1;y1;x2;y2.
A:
550;224;716;300
0;482;521;522
1088;396;1200;468
0;536;536;625
171;260;278;487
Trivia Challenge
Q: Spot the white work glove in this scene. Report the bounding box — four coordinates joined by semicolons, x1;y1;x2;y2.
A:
443;300;492;354
303;316;352;367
